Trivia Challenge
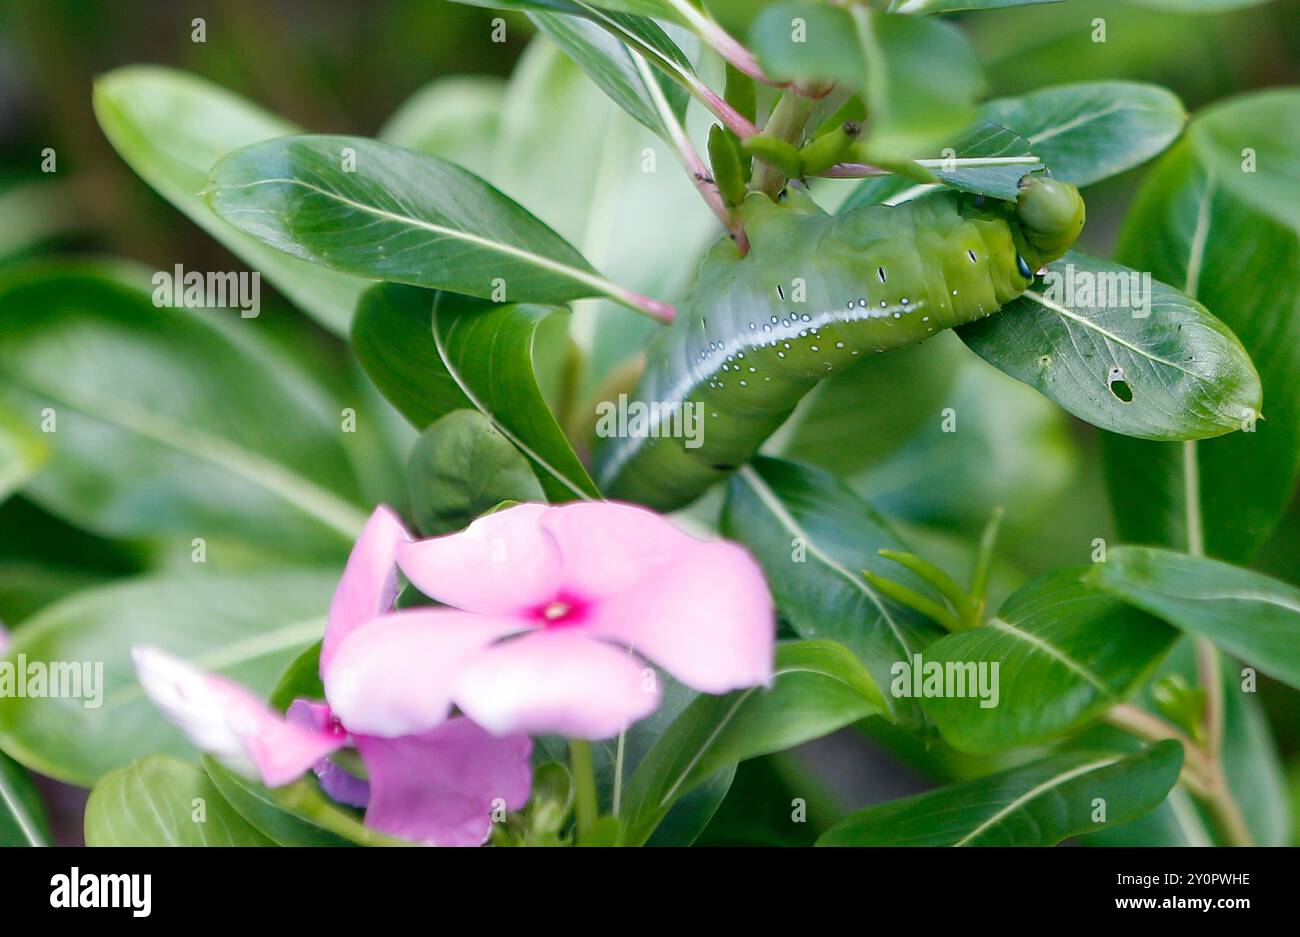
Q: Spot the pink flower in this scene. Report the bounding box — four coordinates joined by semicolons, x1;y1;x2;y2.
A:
135;507;532;846
325;502;774;740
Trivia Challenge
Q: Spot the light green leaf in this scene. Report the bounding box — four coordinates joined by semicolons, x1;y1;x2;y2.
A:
722;458;943;728
0;752;50;846
621;640;887;845
408;409;547;536
0;569;334;786
85;756;273;846
378;75;505;168
352;285;597;502
959;251;1262;441
94;65;368;335
0;263;368;558
819;740;1182;845
1091;546;1300;691
0;404;47;503
921;567;1176;753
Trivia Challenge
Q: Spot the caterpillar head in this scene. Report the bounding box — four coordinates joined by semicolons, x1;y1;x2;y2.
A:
1015;175;1085;267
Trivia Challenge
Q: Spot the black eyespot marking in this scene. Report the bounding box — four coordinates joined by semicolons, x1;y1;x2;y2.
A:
776;284;785;300
967;249;978;263
1016;253;1032;279
877;267;887;283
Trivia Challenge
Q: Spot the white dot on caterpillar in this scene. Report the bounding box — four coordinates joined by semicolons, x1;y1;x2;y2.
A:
811;346;819;352
835;342;844;349
952;290;958;296
739;380;748;386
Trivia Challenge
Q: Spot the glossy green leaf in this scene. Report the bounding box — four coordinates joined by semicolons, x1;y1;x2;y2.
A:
1091;546;1300;690
621;640;888;844
94;66;368;335
890;0;1063;11
959;251;1262;441
921;567;1176;753
980;81;1185;187
0;752;50;846
85;756;273;846
408;409;547;536
722;458;943;728
1104;95;1300;562
0;263;368;559
352;285;597;501
0;570;333;786
207;135;641;309
819;740;1182;845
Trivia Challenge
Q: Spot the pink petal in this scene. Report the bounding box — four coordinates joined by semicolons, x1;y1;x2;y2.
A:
323;609;526;738
585;539;775;694
286;699;369;808
539;501;701;599
355;718;531;846
396;503;562;615
133;646;344;787
452;630;659;739
321;506;411;675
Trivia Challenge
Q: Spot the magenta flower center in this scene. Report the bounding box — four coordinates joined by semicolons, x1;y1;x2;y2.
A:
533;593;590;629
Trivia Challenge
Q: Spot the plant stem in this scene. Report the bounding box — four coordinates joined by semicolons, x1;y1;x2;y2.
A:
1104;703;1212;794
568;738;599;839
661;0;777;86
752;92;816;197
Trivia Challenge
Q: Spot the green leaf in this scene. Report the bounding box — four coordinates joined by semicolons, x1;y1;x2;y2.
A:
0;404;47;503
352;285;597;502
1090;546;1300;691
751;6;983;158
921;567;1176;753
621;640;887;845
0;752;50;846
207;135;640;309
85;756;273;846
959;251;1262;441
0;569;334;786
820;740;1183;845
94;66;368;335
529;10;690;142
0;262;368;559
408;409;547;536
722;458;943;728
1126;0;1270;8
980;81;1186;187
1104;95;1300;562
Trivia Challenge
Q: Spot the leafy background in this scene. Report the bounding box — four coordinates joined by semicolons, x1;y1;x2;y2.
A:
0;0;1297;845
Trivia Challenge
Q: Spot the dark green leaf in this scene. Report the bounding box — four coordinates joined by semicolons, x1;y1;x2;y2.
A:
352;285;597;501
722;458;943;728
408;410;547;535
960;251;1262;441
819;740;1182;845
0;752;50;846
921;567;1176;753
1091;546;1300;690
85;756;273;846
622;640;887;844
207;135;632;308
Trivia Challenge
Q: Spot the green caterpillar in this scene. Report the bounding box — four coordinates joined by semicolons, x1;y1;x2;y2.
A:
594;176;1085;510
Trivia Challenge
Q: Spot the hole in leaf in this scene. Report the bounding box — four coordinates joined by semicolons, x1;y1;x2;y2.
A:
1107;366;1133;402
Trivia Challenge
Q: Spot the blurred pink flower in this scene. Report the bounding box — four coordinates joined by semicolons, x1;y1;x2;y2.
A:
326;502;774;741
135;507;531;846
